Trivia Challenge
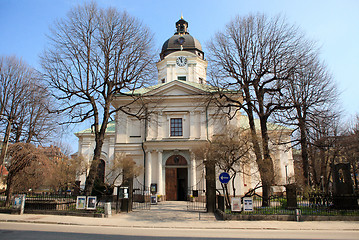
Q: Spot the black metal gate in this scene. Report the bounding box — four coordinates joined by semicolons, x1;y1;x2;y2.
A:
187;174;206;212
132;177;151;210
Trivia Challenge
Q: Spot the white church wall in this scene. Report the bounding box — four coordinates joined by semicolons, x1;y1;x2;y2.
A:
115;112;128;143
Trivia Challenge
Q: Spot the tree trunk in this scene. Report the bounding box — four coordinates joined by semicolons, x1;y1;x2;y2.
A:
232;172;236;197
0;120;11;167
246;104;273;206
261;182;271;207
84;102;111;196
223;183;231;209
259;116;275;207
5;173;13;207
352;162;359;191
84;138;104;196
298;117;309;185
205;158;216;213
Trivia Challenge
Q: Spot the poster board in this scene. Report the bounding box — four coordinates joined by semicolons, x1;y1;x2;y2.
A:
150;195;157;205
231;197;241;212
76;196;86;209
87;196;97;210
243;197;253;211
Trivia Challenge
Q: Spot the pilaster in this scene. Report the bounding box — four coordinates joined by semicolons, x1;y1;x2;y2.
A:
200;110;206;140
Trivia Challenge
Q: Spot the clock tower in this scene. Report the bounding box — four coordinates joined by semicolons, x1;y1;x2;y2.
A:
156;17;208;84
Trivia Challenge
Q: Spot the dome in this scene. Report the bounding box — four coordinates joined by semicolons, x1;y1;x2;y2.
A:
160;18;204;60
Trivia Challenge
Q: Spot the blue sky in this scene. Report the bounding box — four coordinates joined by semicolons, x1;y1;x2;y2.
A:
1;0;358;151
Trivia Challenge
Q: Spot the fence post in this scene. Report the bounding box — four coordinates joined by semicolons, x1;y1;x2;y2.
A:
295;208;301;222
104;202;111;217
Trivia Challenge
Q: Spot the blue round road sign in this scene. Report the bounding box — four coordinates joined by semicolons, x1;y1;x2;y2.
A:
219;172;230;184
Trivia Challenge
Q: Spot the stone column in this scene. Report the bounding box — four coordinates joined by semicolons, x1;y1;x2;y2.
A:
157;150;163;195
191;151;197;189
146;150;152;189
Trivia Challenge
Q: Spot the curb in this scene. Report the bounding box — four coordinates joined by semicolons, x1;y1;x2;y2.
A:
216;209;359;221
1;219;359;231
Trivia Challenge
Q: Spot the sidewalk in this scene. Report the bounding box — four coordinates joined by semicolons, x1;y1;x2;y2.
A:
1;201;359;231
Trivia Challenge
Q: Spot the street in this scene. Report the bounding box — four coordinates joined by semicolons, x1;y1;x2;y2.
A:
0;222;358;240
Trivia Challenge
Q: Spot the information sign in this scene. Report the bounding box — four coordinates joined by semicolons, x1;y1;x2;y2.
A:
231;197;241;212
76;196;86;209
87;196;97;210
243;197;253;211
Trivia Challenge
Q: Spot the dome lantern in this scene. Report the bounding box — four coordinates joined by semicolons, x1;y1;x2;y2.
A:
160;17;204;60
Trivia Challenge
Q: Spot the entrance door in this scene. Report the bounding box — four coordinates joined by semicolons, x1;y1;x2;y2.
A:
165;168;177;200
177;168;188;201
165;155;188;201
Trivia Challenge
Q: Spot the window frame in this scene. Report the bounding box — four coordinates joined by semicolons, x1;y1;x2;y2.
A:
177;76;186;81
170;118;183;137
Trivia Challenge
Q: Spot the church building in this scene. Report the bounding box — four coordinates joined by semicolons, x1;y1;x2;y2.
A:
75;17;295;200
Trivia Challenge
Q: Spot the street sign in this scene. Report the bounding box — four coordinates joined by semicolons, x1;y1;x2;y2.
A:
219;172;230;184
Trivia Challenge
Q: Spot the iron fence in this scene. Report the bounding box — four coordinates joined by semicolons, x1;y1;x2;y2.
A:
218;194;359;216
132;178;151;210
187;175;206;212
0;192;84;211
0;180;151;213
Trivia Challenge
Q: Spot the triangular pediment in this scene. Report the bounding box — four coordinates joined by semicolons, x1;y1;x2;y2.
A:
144;80;210;96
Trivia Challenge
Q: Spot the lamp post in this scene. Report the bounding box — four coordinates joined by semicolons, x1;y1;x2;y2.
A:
0;114;11;168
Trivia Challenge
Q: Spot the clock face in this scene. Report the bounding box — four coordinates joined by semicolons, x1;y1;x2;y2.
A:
176;56;187;67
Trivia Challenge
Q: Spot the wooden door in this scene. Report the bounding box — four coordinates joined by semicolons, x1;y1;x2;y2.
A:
165;168;177;201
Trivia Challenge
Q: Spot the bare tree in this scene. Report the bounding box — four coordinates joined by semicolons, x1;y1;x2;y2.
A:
40;145;88;193
106;153;142;187
41;3;155;195
195;126;252;208
278;56;338;186
210;126;252;196
0;56;57;167
207;14;314;206
4;143;48;206
0;56;29;166
340;115;359;191
308;111;341;191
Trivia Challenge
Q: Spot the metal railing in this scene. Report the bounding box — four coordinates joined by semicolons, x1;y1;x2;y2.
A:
0;192;82;212
187;176;206;212
218;194;359;216
132;178;151;210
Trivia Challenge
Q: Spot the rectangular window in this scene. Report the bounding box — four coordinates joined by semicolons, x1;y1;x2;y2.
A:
170;118;183;136
177;76;186;81
129;118;141;137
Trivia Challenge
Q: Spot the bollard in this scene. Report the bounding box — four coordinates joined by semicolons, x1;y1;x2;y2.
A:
19;195;25;215
104;202;112;217
295;208;301;222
